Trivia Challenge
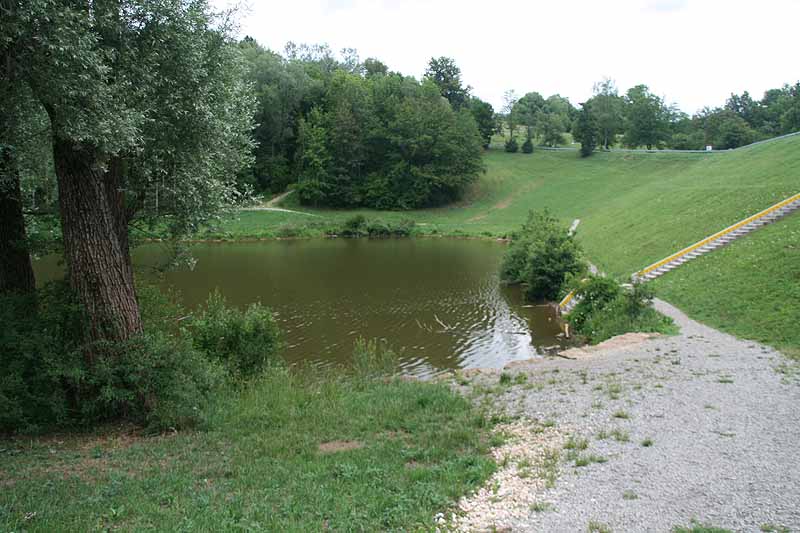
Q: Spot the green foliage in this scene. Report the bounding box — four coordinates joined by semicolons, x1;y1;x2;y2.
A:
569;281;676;344
469;97;497;148
292;73;484;209
521;137;534;153
623;84;673;149
505;137;519;153
339;214;367;237
501;210;586;301
574;102;599;157
365;218;416;237
8;0;256;239
87;331;225;431
588;78;624;149
537;111;567;147
0;283;224;432
425;56;470;110
514;92;546;141
567;276;621;331
190;290;282;380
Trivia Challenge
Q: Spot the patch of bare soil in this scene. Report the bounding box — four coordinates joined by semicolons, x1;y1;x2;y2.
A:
557;332;660;360
317;440;364;454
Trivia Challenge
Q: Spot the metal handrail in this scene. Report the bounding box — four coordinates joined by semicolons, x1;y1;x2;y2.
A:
635;192;800;278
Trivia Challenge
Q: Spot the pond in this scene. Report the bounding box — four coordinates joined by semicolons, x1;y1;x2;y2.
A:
35;238;568;377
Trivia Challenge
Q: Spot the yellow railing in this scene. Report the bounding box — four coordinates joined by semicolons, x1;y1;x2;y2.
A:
635;192;800;279
558;290;576;311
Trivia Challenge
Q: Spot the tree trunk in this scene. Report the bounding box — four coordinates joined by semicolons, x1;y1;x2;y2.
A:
0;148;36;294
54;139;142;356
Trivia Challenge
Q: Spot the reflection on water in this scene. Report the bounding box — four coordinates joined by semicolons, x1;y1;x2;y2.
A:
35;238;568;377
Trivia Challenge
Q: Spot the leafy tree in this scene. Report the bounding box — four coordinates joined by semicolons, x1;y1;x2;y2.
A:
725;91;760;129
537;113;567;147
468;97;496;148
622;85;672;149
695;109;757;149
4;0;255;348
514;92;545;143
424;56;470;110
363;57;389;77
240;40;312;193
588;78;624;149
573;103;599;157
296;76;484;209
296;109;332;206
500;210;585;302
503;90;519;141
780;82;800;133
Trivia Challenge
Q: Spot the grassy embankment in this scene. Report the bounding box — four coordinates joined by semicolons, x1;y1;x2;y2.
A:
0;368;496;531
212;135;800;356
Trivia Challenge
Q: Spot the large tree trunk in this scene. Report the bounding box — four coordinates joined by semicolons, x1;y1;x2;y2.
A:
0;148;36;294
54;139;142;355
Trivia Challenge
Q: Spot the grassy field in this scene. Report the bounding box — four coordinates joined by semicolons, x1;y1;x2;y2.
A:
0;369;496;531
209;134;800;355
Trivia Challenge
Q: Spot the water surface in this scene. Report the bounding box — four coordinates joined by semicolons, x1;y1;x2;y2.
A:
36;239;567;376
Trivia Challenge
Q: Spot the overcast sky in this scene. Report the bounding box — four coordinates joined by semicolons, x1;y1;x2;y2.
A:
216;0;799;114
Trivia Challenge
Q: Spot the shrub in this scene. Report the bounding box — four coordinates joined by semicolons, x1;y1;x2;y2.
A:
521;138;534;153
366;220;391;237
500;210;586;301
393;218;416;237
568;281;676;344
340;214;368;237
568;276;622;331
504;138;519;153
190;290;282;380
84;332;225;430
0;282;225;432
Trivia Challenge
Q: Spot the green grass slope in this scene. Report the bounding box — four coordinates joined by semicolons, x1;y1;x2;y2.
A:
653;213;800;359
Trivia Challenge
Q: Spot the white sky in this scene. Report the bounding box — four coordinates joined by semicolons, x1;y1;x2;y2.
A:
217;0;800;114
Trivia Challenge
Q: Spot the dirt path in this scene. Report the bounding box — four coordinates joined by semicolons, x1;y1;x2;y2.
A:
450;299;800;532
240;191;321;217
265;189;294;207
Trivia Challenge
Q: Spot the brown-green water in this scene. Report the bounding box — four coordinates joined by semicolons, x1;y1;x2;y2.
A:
35;239;567;377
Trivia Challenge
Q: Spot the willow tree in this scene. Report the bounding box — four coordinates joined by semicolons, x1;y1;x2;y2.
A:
3;0;254;351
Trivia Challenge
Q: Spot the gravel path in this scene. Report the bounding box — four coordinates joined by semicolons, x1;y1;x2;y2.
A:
452;299;800;532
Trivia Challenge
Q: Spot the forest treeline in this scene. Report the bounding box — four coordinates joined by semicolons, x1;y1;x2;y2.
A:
240;41;489;208
506;79;800;154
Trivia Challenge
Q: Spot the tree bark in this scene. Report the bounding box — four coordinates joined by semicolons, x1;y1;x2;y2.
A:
54;139;142;355
0;148;36;294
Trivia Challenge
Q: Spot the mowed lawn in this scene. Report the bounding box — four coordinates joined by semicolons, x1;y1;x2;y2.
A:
214;135;800;355
0;371;496;532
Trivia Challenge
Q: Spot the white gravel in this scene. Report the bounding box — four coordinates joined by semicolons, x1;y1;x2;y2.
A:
452;299;800;532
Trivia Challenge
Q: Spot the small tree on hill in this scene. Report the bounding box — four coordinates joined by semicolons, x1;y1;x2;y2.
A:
573;102;599;157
